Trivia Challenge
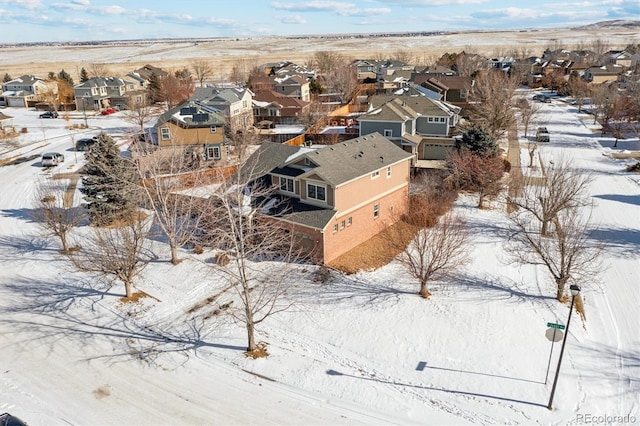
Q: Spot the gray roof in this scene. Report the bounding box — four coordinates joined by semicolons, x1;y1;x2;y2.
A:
297;132;413;187
363;96;460;121
154;101;226;130
4;75;43;86
237;142;302;183
191;87;250;105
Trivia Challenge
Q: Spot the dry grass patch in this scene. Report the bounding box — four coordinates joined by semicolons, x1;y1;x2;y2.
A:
328;221;416;274
244;342;269;359
120;290;159;304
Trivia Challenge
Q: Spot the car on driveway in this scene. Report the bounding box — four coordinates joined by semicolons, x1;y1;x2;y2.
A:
39;111;59;118
41;152;65;167
536;127;550;142
101;108;116;115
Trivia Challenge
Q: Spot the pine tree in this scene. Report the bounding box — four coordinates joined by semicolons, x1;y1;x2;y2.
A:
147;72;162;104
80;134;140;225
455;127;499;158
57;69;74;86
2;73;12;83
79;67;89;83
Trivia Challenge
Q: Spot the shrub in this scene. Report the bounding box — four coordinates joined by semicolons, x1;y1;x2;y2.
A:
626;161;640;173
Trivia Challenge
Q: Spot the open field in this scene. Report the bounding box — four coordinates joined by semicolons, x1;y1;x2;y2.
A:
1;26;639;82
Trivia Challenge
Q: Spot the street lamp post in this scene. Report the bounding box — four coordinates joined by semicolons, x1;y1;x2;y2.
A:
547;284;581;410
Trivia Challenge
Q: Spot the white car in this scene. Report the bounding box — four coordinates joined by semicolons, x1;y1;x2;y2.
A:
41;152;65;167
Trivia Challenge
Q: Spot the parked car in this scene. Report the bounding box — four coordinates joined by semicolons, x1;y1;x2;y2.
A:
533;94;551;103
0;412;28;426
536;127;550;142
41;152;65;167
76;137;97;151
39;111;59;118
101;108;116;115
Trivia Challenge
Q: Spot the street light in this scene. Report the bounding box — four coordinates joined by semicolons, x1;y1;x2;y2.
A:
547;284;581;410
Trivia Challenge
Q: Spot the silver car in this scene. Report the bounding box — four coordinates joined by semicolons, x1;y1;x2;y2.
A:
41;152;65;167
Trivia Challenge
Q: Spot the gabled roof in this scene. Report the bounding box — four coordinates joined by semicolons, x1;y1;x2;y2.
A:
294;133;413;187
155;101;226;130
74;77;134;89
192;87;252;106
3;75;44;86
364;95;460;120
424;76;473;91
252;90;308;116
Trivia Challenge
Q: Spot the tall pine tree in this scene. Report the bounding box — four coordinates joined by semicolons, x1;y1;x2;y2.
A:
80;134;140;225
2;73;12;83
79;67;89;83
147;72;162;104
58;69;74;86
455;127;499;158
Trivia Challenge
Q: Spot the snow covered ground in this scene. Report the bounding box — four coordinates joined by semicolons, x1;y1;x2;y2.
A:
0;99;638;425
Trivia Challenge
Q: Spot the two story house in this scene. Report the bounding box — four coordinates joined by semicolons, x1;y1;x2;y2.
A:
236;133;413;263
74;77;142;111
418;76;474;109
358;94;461;168
252;89;310;124
191;87;254;133
0;75;57;107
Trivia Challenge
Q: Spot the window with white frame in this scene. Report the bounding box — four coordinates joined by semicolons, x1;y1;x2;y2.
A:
279;176;294;193
427;117;434;122
210;125;217;133
371;170;380;179
373;203;380;218
384;129;393;137
333;224;338;233
206;146;221;160
347;217;352;226
307;183;326;201
387;166;392;178
160;127;170;140
340;220;345;230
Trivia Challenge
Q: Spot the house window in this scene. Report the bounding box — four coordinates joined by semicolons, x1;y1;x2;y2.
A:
373;203;380;218
333;224;338;233
371;170;380;179
210;126;217;133
279;177;294;193
340;220;345;230
460;89;467;99
307;183;326;201
427;117;434;122
387;166;392;178
268;108;277;116
304;158;311;166
384;129;393;137
347;217;352;226
439;117;447;123
206;146;221;160
160;127;170;141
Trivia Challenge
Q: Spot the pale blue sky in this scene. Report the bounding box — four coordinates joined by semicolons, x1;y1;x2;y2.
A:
0;0;638;43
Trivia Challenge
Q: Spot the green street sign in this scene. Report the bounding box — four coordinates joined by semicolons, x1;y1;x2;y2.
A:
547;322;566;330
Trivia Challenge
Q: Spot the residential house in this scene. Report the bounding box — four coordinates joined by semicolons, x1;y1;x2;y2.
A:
603;50;633;68
358;94;461;167
583;64;624;84
0;75;57;107
378;70;413;92
419;76;474;107
73;77;143;111
132;64;169;82
252;89;310;124
352;60;377;81
487;56;514;72
191;87;254;133
237;133;413;263
272;75;311;102
412;65;457;77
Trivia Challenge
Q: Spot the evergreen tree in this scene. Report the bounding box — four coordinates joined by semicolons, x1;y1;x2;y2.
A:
455;127;499;158
80;134;139;225
309;78;324;95
48;71;56;80
147;72;162;104
2;73;12;83
79;67;89;83
57;69;74;86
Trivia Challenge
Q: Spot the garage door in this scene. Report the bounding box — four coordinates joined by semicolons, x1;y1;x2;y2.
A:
8;98;26;107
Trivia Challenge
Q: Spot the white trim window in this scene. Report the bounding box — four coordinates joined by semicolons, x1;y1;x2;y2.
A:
279;176;294;193
347;217;352;226
373;203;380;218
383;129;393;137
371;170;380;179
206;146;221;160
160;127;171;141
307;182;326;202
210;125;217;133
386;166;392;178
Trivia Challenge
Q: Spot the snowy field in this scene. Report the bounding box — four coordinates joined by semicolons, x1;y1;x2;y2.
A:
0;98;638;425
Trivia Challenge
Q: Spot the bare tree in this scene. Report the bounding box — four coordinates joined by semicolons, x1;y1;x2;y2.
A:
455;52;486;77
32;179;85;253
135;146;210;265
68;216;155;298
308;51;344;75
160;74;195;110
123;95;155;135
327;64;358;104
392;49;414;64
516;97;541;138
508;156;592;236
448;150;505;209
507;203;602;301
589;38;611;61
89;63;111;78
387;204;468;298
526;142;537;168
202;170;306;354
468;70;518;140
191;59;213;87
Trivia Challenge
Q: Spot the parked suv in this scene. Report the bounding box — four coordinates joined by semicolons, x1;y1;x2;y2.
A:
41;152;65;167
536;127;550;142
39;111;59;118
76;137;97;151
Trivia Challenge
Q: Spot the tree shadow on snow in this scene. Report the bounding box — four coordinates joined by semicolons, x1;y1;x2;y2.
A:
448;273;554;303
588;226;640;257
1;276;244;367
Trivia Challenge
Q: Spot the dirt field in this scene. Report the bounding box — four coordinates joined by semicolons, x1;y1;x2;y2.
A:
1;26;638;82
